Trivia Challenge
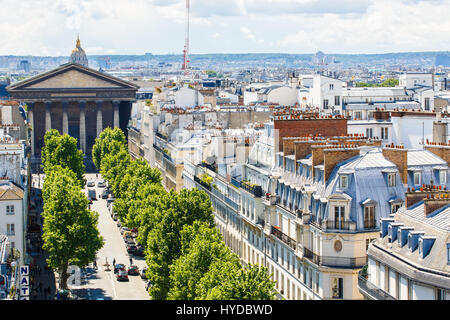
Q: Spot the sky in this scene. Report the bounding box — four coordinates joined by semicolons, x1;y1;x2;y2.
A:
0;0;449;56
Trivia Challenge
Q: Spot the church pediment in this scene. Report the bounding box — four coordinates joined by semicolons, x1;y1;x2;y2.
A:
7;63;139;91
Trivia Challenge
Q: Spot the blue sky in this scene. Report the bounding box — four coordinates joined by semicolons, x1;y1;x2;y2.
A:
0;0;449;56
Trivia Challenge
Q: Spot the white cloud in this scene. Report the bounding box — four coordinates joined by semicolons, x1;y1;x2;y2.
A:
0;0;447;55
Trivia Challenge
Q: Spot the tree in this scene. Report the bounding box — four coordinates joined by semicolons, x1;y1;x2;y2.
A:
167;221;239;300
41;130;85;186
198;264;276;300
92;127;127;170
146;189;215;300
41;167;104;290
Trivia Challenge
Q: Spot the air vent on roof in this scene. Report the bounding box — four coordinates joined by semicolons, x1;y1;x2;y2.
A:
408;231;425;252
380;218;395;238
419;235;436;259
397;226;414;247
388;223;404;243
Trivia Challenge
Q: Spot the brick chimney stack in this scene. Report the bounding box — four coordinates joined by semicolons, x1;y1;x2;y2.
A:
424;141;450;165
323;145;360;183
382;145;408;185
405;186;450;216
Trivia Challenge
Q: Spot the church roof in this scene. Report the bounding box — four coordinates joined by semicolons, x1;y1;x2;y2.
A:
6;62;140;92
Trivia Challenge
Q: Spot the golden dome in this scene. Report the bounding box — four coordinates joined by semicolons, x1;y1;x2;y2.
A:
69;34;88;67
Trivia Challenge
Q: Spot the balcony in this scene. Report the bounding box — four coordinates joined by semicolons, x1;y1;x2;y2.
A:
357;275;396;300
303;247;367;268
200;161;218;173
240;180;263;197
271;226;297;250
194;175;211;191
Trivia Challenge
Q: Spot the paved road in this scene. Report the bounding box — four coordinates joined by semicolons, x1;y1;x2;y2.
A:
78;174;150;300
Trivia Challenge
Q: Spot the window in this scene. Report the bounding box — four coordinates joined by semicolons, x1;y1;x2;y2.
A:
447;244;450;265
332;278;343;299
340;175;348;189
388;173;396;187
334;206;345;229
323;99;329;109
436;288;446;300
6;205;15;215
381;127;389;140
329;84;334;90
414;172;421;185
392;203;401;214
6;224;15;236
366;128;373;138
440;170;447;185
354;111;362;120
364;206;376;229
334;96;340;106
424;97;430;111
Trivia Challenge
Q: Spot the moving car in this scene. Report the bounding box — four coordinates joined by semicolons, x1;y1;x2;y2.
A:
97;181;106;188
127;265;139;275
116;270;129;281
114;264;125;274
87;189;96;201
86;181;95;188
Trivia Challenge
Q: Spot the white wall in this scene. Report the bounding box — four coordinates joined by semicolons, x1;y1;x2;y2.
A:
413;284;434;300
267;87;299;106
391;116;434;149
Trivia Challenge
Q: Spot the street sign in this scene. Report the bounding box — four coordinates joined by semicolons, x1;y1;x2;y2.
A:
19;265;29;298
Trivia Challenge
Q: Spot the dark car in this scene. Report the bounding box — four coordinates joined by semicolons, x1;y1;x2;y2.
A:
133;245;145;257
114;263;125;274
101;189;108;199
145;281;153;291
116;270;129;281
126;244;137;254
127;265;139;275
140;267;147;279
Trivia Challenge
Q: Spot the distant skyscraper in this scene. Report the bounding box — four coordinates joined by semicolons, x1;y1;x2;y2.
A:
70;35;88;67
19;60;30;72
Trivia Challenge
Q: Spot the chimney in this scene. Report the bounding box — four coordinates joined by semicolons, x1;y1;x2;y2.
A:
283;137;301;168
382;146;408;185
425;143;450;165
424;193;450;216
323;146;360;183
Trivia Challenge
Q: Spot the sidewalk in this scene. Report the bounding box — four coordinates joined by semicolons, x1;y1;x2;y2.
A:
28;176;56;300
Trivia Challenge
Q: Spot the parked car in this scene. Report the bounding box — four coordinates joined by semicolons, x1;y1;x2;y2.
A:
114;264;125;274
140;267;147;279
101;189;108;199
126;244;137;254
127;265;139;275
120;227;130;235
116;270;129;281
123;231;133;240
97;181;106;188
86;181;95;188
112;213;118;221
117;220;122;228
133;245;145;257
145;280;153;291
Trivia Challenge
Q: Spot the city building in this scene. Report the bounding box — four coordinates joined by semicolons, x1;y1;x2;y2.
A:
359;187;450;300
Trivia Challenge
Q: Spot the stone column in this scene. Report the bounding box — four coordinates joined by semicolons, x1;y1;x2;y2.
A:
62;101;69;135
113;100;120;128
79;101;86;153
96;100;103;137
45;101;52;132
27;102;35;157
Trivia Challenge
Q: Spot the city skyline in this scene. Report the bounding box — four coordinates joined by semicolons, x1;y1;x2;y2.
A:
0;0;449;56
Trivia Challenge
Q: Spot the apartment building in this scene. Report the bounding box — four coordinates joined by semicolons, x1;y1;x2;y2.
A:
359;188;450;300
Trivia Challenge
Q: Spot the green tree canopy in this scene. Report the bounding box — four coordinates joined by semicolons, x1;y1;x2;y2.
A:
92;127;127;170
42;166;104;290
41;130;85;185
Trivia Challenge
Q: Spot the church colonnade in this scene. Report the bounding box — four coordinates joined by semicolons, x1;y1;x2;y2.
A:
27;99;121;157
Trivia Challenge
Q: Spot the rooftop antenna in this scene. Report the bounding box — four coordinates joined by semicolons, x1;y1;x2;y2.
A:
182;0;190;77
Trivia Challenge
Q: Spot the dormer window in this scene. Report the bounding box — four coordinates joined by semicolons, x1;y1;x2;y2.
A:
440;170;447;185
447;244;450;265
418;238;423;256
364;205;376;229
391;203;401;214
388;173;396;187
340;175;348;189
414;172;421;185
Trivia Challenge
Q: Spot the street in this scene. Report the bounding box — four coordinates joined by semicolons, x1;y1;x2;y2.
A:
31;173;150;300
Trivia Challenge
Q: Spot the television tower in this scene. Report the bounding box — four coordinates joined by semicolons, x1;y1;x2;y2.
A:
182;0;190;76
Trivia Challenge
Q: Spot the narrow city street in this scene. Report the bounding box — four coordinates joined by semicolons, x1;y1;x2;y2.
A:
31;173;150;300
79;173;150;300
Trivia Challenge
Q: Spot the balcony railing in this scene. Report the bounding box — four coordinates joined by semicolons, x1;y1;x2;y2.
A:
194;175;211;191
324;220;357;231
357;275;396;300
155;131;168;141
271;226;297;250
201;162;218;173
241;181;263;197
303;248;367;268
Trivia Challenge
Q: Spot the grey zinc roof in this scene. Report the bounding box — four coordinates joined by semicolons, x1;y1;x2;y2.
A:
400;202;450;231
407;149;447;167
340;148;397;169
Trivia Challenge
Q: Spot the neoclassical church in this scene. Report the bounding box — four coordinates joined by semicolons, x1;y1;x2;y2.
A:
7;37;139;170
